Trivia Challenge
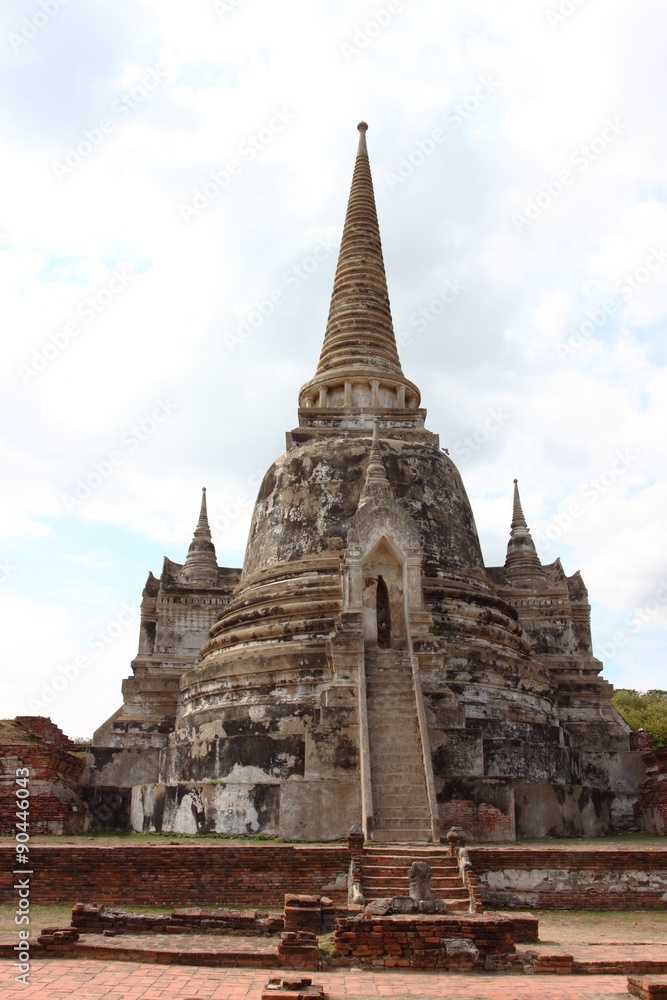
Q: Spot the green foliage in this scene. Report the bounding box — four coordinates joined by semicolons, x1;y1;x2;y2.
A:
612;689;667;750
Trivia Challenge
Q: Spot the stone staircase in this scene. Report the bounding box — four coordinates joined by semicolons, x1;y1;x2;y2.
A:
364;648;434;842
358;845;472;910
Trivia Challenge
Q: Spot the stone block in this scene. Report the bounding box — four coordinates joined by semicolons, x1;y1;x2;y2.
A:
279;780;360;841
514;783;611;837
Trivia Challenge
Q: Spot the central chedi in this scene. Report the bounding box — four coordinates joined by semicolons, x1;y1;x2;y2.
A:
124;123;642;841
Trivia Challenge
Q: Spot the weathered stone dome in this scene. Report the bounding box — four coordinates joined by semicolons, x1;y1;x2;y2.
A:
242;434;485;580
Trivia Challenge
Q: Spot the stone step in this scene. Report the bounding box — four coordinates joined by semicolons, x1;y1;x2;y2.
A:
370;795;429;809
365;647;432;846
373;802;432;814
366;721;423;735
366;679;413;689
372;818;433;830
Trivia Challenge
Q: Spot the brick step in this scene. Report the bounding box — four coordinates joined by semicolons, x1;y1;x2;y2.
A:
362;846;454;856
360;883;468;899
371;830;433;843
361;863;458;875
361;862;457;873
363;855;459;879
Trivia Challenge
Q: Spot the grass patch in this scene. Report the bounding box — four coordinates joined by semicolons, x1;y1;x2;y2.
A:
0;832;338;847
0;903;174;933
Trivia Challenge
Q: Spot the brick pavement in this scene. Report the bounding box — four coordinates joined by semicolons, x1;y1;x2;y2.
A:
0;960;630;999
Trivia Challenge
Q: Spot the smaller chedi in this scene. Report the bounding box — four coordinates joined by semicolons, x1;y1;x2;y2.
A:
82;123;644;842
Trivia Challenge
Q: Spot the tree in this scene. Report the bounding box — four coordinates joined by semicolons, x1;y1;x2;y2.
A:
612;689;667;750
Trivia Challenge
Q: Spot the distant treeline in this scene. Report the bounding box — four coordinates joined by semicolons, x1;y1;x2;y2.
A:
612;689;667;750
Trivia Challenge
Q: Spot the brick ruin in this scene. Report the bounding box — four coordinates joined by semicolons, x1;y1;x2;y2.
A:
77;121;651;843
0;717;86;834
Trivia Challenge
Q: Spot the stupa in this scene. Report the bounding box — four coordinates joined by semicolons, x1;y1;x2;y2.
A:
84;123;644;842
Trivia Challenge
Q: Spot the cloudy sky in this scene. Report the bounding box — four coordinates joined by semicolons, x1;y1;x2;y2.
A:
1;0;665;739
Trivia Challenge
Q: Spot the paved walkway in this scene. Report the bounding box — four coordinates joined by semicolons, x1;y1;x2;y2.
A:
0;960;630;999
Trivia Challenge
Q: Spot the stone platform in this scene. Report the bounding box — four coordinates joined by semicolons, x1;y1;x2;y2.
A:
0;959;647;999
1;927;665;977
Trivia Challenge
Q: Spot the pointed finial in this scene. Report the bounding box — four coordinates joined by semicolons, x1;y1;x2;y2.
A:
504;480;545;587
180;488;218;585
511;479;529;532
197;486;209;528
357;121;369;157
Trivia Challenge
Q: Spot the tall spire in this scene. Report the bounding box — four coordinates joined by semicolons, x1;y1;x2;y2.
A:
504;480;545;587
317;122;402;377
297;123;421;425
180;487;219;585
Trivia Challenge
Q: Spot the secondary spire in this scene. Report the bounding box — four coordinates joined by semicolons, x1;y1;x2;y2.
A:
504;480;545;587
359;421;391;504
180;487;219;585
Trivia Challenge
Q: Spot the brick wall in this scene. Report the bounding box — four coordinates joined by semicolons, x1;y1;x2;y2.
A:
0;843;664;911
638;749;667;836
333;913;517;969
0;845;350;907
468;848;667;910
0;747;86;835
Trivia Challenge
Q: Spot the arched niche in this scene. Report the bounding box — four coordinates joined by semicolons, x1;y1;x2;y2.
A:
361;538;407;649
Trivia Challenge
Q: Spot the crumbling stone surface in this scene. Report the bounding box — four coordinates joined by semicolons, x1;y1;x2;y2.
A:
70;902;283;936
